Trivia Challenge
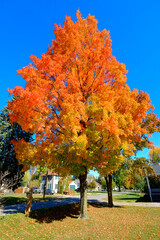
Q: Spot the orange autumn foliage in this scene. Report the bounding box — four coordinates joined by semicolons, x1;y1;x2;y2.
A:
8;11;159;175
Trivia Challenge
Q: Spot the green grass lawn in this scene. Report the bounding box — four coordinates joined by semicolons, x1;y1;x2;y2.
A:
0;203;159;240
112;193;150;202
0;194;64;206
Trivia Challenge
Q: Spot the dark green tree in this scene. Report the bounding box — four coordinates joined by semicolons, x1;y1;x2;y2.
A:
100;178;107;190
113;163;130;191
132;174;146;192
0;106;32;190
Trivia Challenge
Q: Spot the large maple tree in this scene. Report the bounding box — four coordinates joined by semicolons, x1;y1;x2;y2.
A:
8;11;158;218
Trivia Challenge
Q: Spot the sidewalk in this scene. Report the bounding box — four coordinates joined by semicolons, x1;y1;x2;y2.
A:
113;201;160;207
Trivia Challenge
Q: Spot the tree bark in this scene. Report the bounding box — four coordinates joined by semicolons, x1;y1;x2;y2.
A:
105;175;113;207
43;169;48;200
79;170;88;219
25;188;33;217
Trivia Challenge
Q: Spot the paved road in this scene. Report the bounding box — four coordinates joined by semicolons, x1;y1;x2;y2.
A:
0;193;160;216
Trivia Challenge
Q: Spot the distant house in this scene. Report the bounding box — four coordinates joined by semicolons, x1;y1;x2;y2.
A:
69;179;80;191
40;173;101;194
69;178;102;192
87;174;102;191
40;172;60;193
40;173;80;193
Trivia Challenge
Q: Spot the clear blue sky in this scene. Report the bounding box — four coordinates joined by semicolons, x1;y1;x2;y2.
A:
1;0;160;168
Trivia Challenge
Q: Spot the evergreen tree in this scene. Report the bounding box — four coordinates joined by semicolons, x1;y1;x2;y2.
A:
0;106;32;190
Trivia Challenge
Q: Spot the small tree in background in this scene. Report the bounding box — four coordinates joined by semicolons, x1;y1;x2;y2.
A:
30;179;40;188
97;111;160;207
58;176;70;194
21;170;31;187
132;174;146;192
88;180;96;191
149;146;160;164
113;164;130;191
58;179;64;194
25;175;41;217
100;178;107;190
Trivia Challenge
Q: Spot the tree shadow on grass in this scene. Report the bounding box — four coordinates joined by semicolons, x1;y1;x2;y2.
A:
136;194;151;202
30;201;123;224
1;196;27;206
30;203;80;223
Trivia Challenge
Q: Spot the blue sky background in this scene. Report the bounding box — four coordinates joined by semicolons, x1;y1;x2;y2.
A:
0;1;160;176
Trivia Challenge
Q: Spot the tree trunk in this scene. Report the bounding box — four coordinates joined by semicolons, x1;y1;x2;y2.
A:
118;185;121;192
25;188;33;217
43;169;48;200
105;175;113;207
79;170;88;219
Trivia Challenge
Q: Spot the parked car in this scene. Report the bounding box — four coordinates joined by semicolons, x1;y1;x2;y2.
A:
33;187;41;194
45;189;55;195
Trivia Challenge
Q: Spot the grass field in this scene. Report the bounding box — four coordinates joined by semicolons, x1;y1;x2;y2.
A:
0;203;159;240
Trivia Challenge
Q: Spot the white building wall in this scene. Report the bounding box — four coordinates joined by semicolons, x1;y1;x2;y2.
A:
40;175;60;193
40;176;45;191
52;175;60;193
